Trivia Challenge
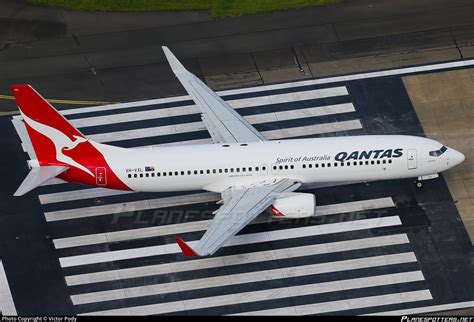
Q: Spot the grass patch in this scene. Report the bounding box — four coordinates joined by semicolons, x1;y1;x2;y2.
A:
26;0;344;17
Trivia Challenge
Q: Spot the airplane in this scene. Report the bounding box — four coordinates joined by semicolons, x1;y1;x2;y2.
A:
12;46;465;257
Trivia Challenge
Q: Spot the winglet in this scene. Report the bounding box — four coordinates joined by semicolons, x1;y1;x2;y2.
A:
162;46;187;75
175;236;198;257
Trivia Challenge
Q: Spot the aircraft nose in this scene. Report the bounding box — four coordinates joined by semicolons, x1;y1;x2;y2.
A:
450;148;465;166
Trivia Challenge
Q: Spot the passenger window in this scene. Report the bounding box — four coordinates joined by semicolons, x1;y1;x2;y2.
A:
128;174;131;178
353;162;357;166
273;165;277;170
322;164;325;168
236;168;240;172
225;169;228;173
187;171;191;175
377;160;380;164
151;173;155;177
279;165;283;170
181;171;185;175
341;162;344;167
230;168;234;173
309;164;313;168
388;159;392;164
303;164;306;169
219;169;222;173
256;167;260;171
371;160;375;165
194;170;198;175
359;161;363;166
169;172;173;176
133;174;137;178
382;160;386;164
242;168;246;172
200;170;204;174
157;173;161;177
334;163;338;167
290;165;294;169
327;163;331;167
284;165;288;170
175;171;178;176
206;169;210;174
365;161;369;165
163;172;167;177
249;167;252;171
140;173;143;178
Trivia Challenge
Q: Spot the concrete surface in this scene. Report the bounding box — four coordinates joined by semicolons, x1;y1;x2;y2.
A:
403;69;474;244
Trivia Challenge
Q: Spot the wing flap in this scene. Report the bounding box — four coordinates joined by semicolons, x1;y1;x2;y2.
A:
14;165;68;196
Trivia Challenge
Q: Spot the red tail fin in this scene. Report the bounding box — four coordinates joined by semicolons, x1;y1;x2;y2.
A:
12;84;131;191
12;84;85;165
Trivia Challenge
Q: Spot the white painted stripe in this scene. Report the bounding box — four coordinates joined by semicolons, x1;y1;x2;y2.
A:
0;261;17;315
367;300;474;316
59;216;401;268
81;279;428;316
70;88;349;128
233;290;433;316
39;188;135;204
45;192;219;222
65;233;409;286
71;255;421;305
59;59;474;117
87;118;361;144
53;197;394;248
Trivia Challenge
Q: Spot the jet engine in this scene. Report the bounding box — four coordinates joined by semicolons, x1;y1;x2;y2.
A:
271;192;315;218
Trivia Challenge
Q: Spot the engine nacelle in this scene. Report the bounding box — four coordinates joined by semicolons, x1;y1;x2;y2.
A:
271;192;315;218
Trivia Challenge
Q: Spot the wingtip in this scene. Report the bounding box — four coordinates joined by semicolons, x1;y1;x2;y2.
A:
162;46;186;74
175;236;198;257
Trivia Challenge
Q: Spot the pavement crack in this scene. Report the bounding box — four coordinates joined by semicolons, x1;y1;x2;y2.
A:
450;27;464;60
291;47;306;75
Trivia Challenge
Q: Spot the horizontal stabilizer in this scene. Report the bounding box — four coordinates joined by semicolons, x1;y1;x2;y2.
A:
14;165;68;196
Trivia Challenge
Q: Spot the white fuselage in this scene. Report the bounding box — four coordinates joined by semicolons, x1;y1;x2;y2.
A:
102;135;464;193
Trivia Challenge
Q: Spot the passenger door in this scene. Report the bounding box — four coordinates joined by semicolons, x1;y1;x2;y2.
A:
407;149;417;170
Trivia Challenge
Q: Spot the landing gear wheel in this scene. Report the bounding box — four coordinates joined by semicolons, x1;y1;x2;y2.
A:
415;180;423;189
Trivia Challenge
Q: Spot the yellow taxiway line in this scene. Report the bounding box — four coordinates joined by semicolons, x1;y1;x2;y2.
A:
0;94;116;105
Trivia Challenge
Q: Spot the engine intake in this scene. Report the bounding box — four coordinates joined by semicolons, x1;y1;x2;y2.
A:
271;192;315;218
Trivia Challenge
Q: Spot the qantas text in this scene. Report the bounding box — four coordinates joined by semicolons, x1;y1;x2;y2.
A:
335;149;403;162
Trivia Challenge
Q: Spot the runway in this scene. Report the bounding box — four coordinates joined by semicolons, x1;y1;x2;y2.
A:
3;59;473;315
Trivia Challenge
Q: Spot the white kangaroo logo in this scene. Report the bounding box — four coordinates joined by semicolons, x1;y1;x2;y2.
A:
21;111;95;177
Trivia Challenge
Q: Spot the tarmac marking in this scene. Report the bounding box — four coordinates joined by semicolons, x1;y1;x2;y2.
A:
81;280;428;315
366;300;474;315
72;268;422;307
58;216;401;268
53;196;395;248
0;261;17;315
53;58;474;117
232;290;433;316
0;94;114;105
86;102;355;142
65;234;410;286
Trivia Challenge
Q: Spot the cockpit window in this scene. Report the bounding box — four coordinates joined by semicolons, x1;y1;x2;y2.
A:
429;145;447;157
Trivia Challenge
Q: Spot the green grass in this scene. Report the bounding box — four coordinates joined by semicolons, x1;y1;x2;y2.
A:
26;0;344;17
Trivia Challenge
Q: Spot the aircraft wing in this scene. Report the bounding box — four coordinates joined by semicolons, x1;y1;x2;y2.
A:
162;46;267;144
176;178;301;256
